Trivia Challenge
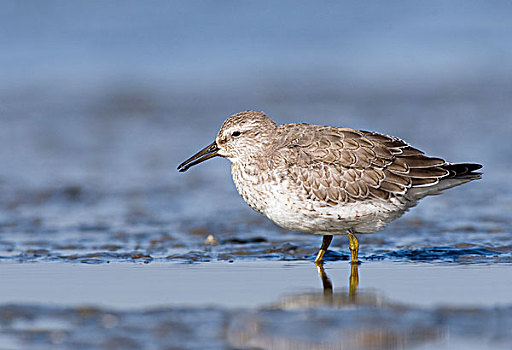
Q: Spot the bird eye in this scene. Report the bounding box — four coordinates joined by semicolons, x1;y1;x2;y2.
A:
232;131;241;137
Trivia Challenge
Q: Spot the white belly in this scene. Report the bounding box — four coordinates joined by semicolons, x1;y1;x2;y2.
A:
231;164;406;235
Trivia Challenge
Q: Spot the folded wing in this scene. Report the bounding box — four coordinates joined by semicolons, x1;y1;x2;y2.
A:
273;124;481;205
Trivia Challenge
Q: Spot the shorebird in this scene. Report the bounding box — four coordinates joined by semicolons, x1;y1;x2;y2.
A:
178;111;482;264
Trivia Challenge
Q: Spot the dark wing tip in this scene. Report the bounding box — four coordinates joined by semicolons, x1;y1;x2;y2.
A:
470;163;483;171
443;163;483;178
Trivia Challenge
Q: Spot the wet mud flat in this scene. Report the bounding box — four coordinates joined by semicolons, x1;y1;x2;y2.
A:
0;261;511;350
0;177;511;266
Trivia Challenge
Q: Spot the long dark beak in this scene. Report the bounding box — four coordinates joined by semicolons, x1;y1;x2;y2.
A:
177;141;219;172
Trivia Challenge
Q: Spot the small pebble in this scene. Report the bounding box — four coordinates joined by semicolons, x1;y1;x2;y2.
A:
204;234;219;246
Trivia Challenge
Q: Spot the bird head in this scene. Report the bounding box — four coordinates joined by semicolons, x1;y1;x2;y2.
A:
177;110;277;172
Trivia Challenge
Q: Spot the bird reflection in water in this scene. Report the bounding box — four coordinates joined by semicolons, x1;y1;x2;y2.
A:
228;263;442;349
316;262;359;302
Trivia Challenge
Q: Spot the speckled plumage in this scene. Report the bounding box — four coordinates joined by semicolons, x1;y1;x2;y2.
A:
178;110;482;261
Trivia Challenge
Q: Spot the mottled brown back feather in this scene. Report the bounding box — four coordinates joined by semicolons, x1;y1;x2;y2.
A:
275;124;481;205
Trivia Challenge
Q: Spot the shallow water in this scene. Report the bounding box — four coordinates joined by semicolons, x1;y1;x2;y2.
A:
0;261;511;349
1;1;512;349
1;261;512;309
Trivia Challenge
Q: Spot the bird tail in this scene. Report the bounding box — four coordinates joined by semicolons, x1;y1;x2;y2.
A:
407;163;482;200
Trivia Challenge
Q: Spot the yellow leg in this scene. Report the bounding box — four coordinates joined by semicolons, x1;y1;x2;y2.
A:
314;235;333;264
348;232;360;264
